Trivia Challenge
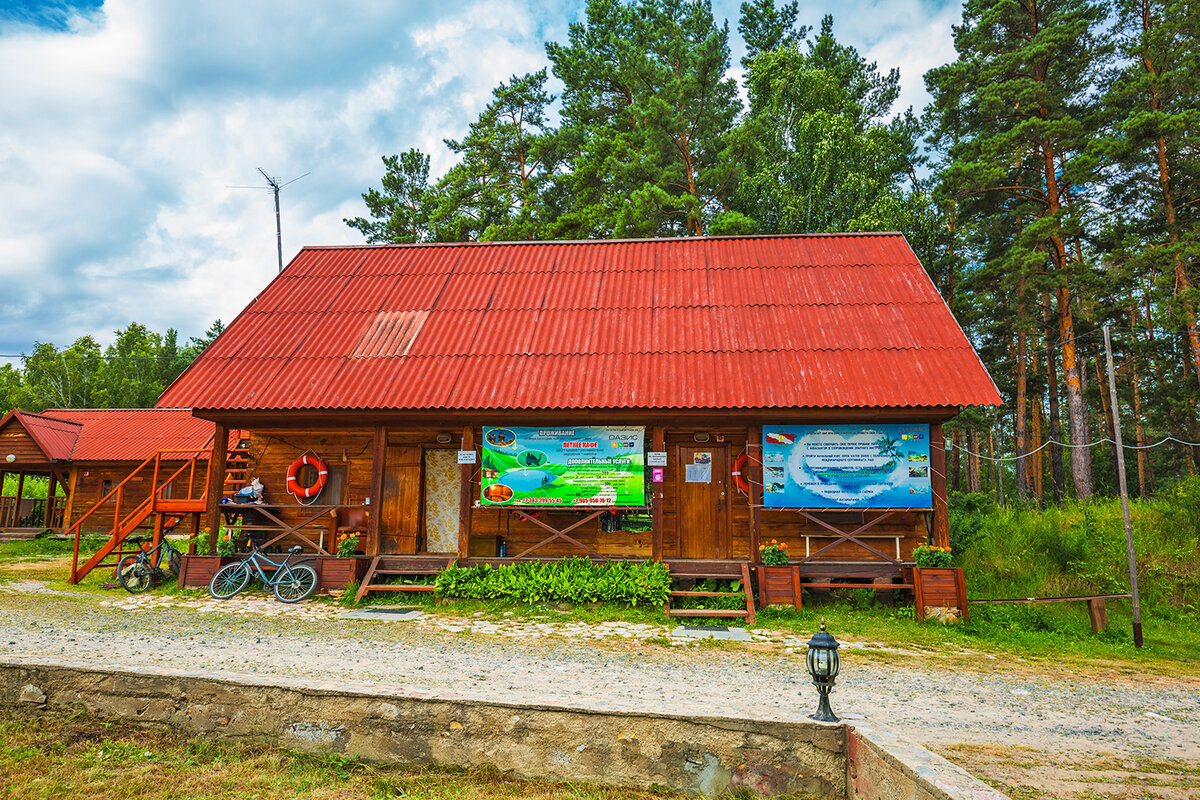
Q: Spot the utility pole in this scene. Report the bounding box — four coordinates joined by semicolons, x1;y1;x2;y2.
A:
1103;324;1143;648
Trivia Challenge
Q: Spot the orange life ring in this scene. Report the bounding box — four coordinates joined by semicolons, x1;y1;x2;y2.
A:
286;454;328;499
732;452;751;496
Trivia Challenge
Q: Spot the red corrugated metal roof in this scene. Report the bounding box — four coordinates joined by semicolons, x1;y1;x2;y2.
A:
158;233;1002;412
0;410;83;461
40;409;218;462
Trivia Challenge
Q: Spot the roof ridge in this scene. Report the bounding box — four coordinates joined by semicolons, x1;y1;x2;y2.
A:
301;232;906;251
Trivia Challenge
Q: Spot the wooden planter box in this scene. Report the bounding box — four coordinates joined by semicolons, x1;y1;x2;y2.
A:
756;565;801;610
912;567;968;623
315;556;368;590
179;554;369;592
177;555;237;589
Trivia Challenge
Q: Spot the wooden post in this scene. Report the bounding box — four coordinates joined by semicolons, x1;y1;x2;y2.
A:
748;425;762;564
651;426;665;562
458;425;474;560
1087;597;1109;633
930;423;950;549
190;512;201;555
367;425;385;557
64;466;79;528
47;471;59;528
15;472;25;525
204;423;229;554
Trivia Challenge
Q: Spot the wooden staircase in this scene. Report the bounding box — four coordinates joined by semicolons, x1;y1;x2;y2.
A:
663;562;756;626
67;432;247;584
222;436;252;494
354;555;456;602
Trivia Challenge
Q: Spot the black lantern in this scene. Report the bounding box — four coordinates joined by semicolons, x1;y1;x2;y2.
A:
805;619;840;722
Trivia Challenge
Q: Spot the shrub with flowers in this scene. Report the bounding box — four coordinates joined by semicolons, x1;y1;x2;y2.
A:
913;543;953;568
216;533;237;557
336;533;360;558
758;539;789;566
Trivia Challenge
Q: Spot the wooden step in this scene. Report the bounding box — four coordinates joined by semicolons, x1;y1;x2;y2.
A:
667;609;749;618
804;582;913;590
670;590;744;597
373;568;443;576
364;584;435;592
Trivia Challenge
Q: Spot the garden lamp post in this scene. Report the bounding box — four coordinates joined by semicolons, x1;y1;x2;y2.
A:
805;620;840;722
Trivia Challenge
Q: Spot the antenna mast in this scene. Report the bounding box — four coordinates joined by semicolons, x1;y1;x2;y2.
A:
229;169;310;272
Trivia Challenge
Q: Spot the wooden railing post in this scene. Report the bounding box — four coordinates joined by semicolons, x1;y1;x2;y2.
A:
651;426;665;562
930;422;950;549
367;425;385;557
204;424;229;554
748;425;762;565
458;425;474;560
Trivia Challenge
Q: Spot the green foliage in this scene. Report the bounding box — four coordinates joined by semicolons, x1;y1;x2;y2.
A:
2;320;222;414
912;544;954;568
434;557;670;607
335;534;360;559
758;539;789;565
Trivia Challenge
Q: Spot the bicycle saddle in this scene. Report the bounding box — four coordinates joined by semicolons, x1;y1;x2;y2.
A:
127;536;147;544
289;546;303;554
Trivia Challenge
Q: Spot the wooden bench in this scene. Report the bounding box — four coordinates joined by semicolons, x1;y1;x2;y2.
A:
969;593;1133;632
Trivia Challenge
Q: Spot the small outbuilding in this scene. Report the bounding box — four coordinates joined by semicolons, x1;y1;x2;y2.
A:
156;233;1000;603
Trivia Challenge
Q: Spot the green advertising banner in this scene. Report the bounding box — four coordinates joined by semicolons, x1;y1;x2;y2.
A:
480;426;646;507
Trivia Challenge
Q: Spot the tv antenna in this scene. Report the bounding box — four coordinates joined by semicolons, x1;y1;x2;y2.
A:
228;168;310;272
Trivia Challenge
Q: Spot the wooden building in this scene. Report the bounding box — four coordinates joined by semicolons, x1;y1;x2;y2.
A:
156;234;1000;601
0;408;219;539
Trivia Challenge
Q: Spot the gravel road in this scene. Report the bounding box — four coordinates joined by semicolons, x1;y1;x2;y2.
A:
1;580;1197;796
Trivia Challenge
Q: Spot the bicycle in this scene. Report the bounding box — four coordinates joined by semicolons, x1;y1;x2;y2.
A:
208;543;319;603
117;535;183;594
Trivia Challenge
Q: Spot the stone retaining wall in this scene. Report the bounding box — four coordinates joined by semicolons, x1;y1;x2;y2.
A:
0;660;1007;800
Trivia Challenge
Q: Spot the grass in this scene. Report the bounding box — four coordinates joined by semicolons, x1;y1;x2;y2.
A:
0;709;705;800
4;482;1200;673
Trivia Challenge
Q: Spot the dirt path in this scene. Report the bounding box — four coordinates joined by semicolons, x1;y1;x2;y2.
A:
0;581;1197;799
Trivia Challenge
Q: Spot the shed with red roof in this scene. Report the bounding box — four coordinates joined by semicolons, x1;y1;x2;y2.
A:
158;233;1000;603
0;408;218;537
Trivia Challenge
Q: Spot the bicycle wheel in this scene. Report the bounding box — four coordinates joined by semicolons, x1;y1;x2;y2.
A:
117;555;153;593
273;564;318;603
165;547;182;577
209;562;251;600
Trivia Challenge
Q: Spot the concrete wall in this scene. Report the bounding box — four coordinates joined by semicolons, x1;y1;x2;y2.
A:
0;662;845;797
1;661;1007;800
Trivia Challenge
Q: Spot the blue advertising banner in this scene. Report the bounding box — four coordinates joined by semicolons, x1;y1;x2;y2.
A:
480;426;645;507
761;424;932;509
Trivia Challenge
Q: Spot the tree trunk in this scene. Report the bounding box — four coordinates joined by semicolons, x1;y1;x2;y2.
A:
968;429;981;493
1015;285;1029;499
952;429;963;493
1092;340;1121;493
1043;293;1065;503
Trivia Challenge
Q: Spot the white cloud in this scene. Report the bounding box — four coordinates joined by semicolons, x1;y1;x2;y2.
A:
0;0;958;362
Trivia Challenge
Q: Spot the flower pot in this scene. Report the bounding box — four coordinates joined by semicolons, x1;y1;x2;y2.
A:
912;567;968;623
319;557;366;590
177;555;238;589
756;565;801;610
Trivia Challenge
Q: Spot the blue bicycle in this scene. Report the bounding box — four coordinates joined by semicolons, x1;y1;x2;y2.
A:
208;543;318;603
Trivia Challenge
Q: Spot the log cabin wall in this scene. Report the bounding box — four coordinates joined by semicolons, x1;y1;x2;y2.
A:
66;462;208;537
228;419;935;563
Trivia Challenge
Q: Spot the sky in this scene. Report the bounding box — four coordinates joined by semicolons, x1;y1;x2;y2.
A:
0;0;961;360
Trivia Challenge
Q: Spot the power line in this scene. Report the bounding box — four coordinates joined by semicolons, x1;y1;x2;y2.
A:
952;435;1200;462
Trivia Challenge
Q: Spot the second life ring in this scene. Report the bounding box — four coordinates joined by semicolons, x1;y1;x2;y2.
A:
286;454;328;499
732;452;751;496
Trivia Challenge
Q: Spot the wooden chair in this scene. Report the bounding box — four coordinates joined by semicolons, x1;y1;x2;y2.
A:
329;507;369;548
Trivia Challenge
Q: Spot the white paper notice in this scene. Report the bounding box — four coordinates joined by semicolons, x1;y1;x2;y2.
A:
685;463;711;483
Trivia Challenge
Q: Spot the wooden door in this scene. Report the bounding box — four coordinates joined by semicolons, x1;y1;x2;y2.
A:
380;445;421;554
675;445;730;559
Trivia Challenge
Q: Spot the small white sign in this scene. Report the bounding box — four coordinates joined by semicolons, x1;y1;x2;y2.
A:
647;451;668;467
685;463;711;483
457;450;477;464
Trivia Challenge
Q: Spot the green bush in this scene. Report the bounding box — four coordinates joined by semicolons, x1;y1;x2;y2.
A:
434;557;670;607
